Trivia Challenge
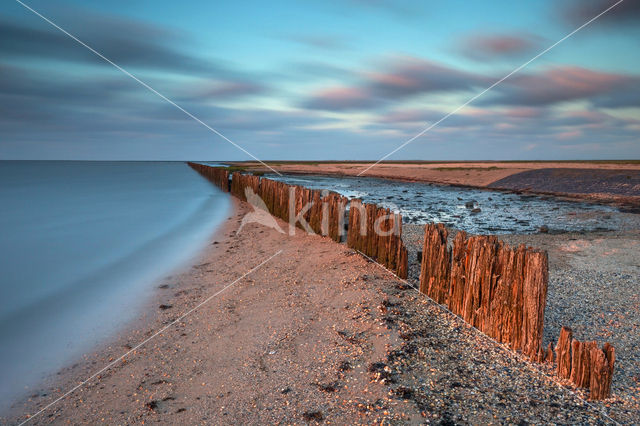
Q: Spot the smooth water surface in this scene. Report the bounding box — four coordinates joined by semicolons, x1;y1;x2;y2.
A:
0;161;229;411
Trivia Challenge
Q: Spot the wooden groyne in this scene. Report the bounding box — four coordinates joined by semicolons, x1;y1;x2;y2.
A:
228;171;350;243
189;164;406;273
258;177;290;221
230;172;260;201
555;326;616;400
347;200;408;278
418;223;615;399
187;162;229;192
419;224;548;361
288;185;348;243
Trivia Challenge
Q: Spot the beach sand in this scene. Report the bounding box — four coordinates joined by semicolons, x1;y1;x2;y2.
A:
5;198;628;424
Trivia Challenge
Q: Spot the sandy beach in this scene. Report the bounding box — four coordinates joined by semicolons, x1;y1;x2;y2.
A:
5;196;636;424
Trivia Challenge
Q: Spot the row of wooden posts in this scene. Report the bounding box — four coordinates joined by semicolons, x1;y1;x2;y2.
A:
187;162;229;192
347;199;408;279
419;223;615;400
554;327;616;400
187;163;408;277
419;224;548;361
189;162;614;399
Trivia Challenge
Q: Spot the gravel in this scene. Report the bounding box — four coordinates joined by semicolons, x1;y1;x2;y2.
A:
402;223;640;424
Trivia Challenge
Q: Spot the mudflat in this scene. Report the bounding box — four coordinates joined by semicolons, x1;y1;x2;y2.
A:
236;161;640;207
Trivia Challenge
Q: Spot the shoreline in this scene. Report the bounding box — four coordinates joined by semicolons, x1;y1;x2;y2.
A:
2;205;238;423
5;197;631;424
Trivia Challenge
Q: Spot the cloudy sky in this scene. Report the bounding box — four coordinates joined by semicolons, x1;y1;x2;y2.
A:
1;0;639;160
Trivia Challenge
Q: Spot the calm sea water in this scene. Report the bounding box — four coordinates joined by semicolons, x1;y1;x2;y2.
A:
0;161;229;411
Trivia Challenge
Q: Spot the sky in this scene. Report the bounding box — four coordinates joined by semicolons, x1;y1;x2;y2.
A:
1;0;639;161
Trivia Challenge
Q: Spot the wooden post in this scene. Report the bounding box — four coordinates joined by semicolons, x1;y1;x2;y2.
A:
589;343;615;400
556;326;573;379
521;250;548;360
545;342;554;364
570;340;597;388
419;224;451;304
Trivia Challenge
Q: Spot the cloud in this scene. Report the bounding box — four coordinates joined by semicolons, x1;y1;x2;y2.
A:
302;87;376;111
378;109;440;124
378;107;534;130
548;110;613;127
366;57;485;98
301;56;486;111
373;104;633;149
457;33;542;61
503;107;545;119
482;66;635;106
591;86;640;108
193;81;268;99
0;16;222;75
284;61;356;81
0;63;136;107
301;57;640;113
0;60;333;141
564;0;640;26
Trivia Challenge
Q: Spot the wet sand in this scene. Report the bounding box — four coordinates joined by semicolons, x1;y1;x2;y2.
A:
5;198;626;424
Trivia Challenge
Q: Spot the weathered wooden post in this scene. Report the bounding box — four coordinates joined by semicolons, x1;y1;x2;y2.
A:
555;326;573;380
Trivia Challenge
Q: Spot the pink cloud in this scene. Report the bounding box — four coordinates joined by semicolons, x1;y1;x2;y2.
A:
485;66;634;106
555;130;582;140
364;56;485;97
459;33;541;60
302;86;375;110
505;107;544;118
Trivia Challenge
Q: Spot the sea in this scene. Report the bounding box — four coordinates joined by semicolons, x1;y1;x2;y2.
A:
0;161;229;411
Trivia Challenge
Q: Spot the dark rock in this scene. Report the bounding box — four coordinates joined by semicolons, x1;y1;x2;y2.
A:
471;208;481;214
368;362;387;373
145;400;158;411
337;360;352;371
465;201;476;209
315;381;340;392
302;410;324;422
394;386;414;399
539;225;549;233
159;304;173;310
